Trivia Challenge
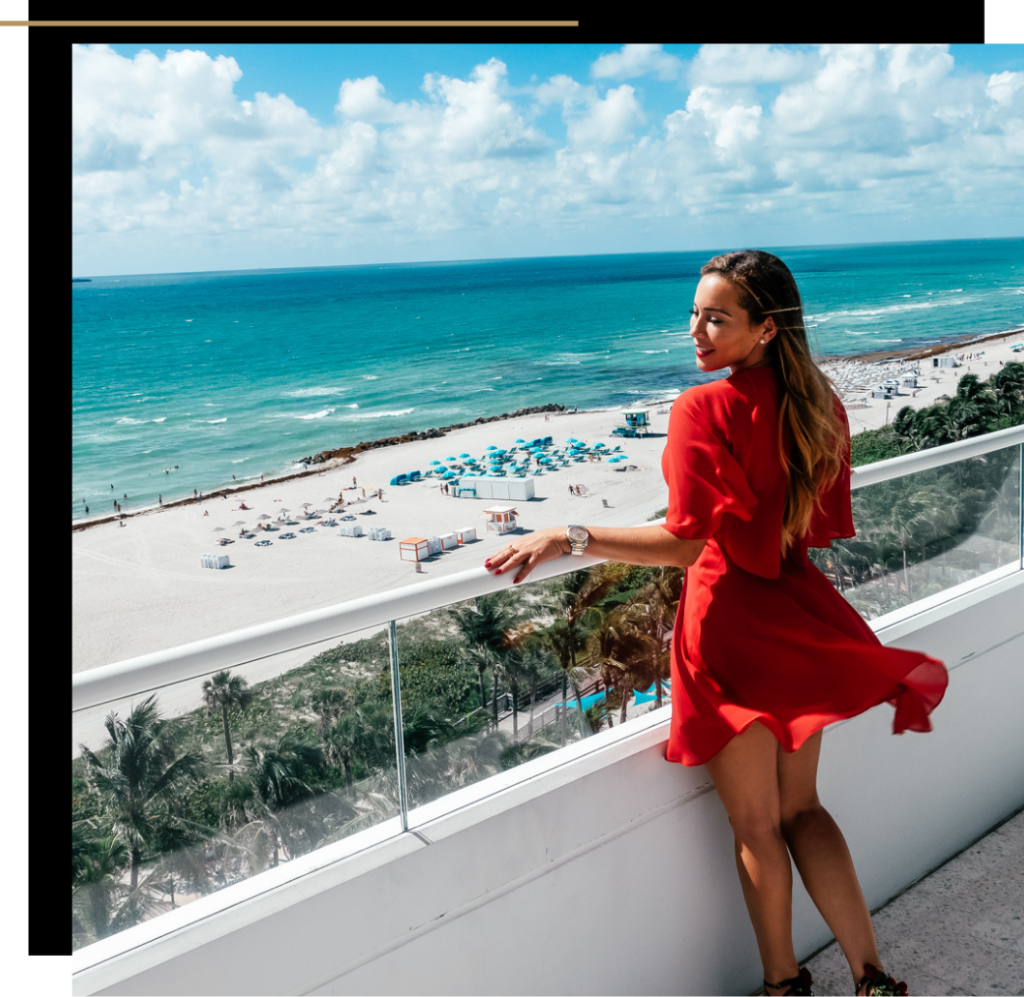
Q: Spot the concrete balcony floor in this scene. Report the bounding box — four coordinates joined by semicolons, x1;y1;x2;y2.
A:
800;807;1024;996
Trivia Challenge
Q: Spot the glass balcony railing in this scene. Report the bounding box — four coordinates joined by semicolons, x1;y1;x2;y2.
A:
812;432;1023;619
71;425;1024;952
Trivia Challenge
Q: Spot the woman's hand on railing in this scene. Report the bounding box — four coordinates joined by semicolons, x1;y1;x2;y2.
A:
485;528;570;585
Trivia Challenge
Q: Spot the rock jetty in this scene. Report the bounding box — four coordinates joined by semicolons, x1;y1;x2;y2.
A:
299;404;566;466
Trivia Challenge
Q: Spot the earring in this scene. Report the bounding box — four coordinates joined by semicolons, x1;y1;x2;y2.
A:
760;338;766;344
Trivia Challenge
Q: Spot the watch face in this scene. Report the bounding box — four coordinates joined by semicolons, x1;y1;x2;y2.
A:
567;526;588;542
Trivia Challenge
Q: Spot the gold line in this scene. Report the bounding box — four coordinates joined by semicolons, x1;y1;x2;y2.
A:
2;20;579;27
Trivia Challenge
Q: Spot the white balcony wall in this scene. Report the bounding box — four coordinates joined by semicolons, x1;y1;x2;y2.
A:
75;571;1024;997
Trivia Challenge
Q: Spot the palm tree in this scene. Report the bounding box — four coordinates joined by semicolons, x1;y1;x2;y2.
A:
238;736;324;868
891;406;922;456
202;671;253;784
632;567;683;707
79;695;204;892
537;562;632;741
586;601;657;726
990;363;1024;429
449;590;525;723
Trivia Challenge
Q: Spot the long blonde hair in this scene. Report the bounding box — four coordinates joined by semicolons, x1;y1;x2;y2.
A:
700;250;844;554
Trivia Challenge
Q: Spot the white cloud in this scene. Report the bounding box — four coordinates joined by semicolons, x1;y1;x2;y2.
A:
72;44;1024;273
566;85;645;146
987;70;1024;106
689;44;807;86
591;44;683;82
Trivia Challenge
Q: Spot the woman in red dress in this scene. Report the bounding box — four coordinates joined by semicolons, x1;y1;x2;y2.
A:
485;250;946;996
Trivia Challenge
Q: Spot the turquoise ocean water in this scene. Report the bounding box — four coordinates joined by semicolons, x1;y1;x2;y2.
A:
72;239;1024;520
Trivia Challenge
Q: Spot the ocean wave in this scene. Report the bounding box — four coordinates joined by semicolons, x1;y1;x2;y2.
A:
116;417;146;425
231;458;247;463
207;418;228;424
810;296;978;322
285;387;348;398
153;417;166;423
642;350;670;354
295;408;335;420
362;375;378;380
339;408;415;421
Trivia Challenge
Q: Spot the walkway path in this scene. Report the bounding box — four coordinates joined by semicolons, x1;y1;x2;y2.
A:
800;807;1024;996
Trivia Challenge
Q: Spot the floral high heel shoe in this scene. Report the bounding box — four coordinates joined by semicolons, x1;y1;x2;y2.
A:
856;963;908;996
763;966;814;995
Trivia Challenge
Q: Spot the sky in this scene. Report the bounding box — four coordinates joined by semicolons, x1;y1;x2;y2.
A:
72;43;1024;276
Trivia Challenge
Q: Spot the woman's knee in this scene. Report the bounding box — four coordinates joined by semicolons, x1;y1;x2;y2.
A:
779;800;826;832
729;811;784;845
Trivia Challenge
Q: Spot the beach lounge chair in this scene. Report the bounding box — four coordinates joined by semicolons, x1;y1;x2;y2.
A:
280;533;297;539
255;540;272;547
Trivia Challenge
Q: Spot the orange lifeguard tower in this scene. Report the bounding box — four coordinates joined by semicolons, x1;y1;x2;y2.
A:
483;506;518;535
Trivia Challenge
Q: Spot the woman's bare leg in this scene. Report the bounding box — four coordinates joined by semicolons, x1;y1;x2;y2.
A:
776;730;884;991
705;721;799;994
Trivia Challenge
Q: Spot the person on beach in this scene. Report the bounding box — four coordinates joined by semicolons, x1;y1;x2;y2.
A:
484;250;946;997
158;495;162;504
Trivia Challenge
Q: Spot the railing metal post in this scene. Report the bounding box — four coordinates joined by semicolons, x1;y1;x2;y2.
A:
1019;443;1023;571
387;619;410;832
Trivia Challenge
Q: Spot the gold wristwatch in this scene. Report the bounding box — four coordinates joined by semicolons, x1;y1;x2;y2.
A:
566;524;590;555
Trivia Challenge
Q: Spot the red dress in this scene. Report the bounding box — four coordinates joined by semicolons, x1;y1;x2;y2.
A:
661;365;948;767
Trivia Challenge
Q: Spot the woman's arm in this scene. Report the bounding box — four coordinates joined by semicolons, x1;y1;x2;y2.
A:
485;523;705;585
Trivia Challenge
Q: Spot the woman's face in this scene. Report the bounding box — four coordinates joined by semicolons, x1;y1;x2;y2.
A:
689;274;775;375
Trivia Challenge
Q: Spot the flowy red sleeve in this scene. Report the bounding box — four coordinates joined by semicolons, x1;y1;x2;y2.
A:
661;389;759;541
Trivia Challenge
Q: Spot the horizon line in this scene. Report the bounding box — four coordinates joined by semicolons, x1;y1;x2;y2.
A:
72;233;1024;281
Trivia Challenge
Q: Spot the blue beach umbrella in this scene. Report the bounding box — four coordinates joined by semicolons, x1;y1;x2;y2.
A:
486;445;498;451
430;460;441;465
594;442;606;448
515;439;525;443
459;453;471;458
446;455;457;461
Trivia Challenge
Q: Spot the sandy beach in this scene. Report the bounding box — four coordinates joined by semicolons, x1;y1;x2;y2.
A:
72;329;1024;673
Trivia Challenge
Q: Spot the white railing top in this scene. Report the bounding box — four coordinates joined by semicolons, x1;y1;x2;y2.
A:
73;426;1024;713
850;423;1024;489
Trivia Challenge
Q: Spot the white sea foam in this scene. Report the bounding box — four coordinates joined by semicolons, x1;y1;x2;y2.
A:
207;418;227;424
116;417;146;425
231;459;247;463
362;375;378;380
339;408;415;421
810;296;977;322
152;417;166;423
642;350;670;354
285;387;348;398
296;408;335;420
